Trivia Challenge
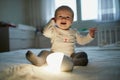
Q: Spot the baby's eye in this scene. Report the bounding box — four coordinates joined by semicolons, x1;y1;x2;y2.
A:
66;16;71;19
58;16;63;18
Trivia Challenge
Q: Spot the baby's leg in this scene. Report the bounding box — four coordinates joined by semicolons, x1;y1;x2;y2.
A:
37;50;51;63
38;50;51;58
26;50;50;66
72;52;88;66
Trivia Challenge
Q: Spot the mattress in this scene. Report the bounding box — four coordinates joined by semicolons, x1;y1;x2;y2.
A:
0;47;120;80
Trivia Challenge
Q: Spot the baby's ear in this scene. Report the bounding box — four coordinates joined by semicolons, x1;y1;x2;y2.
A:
51;18;56;22
51;17;55;20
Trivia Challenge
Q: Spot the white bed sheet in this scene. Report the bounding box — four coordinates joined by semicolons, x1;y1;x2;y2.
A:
0;47;120;80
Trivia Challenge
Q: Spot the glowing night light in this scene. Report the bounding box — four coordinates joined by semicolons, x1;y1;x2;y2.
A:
46;52;74;72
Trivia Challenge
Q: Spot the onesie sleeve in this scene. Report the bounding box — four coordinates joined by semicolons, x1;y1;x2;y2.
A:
76;31;94;45
43;19;55;38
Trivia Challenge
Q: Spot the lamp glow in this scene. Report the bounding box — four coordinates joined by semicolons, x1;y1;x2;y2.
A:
46;52;73;72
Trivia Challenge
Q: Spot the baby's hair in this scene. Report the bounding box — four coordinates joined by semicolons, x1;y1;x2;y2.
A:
54;5;74;18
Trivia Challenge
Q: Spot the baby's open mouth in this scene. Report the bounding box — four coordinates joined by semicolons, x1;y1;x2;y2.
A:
61;22;66;25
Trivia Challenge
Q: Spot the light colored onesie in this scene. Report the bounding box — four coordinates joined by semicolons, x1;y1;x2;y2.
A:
43;19;94;56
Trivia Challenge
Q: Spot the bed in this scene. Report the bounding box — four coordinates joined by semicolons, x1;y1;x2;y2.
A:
0;47;120;80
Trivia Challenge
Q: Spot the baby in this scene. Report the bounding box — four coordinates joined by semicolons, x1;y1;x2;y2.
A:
26;6;96;67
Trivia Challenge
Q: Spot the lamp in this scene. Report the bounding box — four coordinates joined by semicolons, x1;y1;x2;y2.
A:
46;52;74;72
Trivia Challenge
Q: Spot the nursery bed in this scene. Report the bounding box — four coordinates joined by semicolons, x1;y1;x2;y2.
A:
0;47;120;80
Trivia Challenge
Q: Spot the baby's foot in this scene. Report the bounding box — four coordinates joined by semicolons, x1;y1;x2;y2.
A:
75;52;88;58
73;58;88;66
26;51;43;66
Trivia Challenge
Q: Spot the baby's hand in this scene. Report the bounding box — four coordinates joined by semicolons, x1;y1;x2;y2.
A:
49;18;56;26
89;28;96;38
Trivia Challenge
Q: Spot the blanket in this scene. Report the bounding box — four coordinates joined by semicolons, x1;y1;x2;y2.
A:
0;47;120;80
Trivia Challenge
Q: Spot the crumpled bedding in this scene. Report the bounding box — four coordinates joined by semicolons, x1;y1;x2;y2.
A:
0;48;120;80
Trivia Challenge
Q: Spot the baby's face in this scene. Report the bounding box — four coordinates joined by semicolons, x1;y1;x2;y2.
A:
55;10;73;30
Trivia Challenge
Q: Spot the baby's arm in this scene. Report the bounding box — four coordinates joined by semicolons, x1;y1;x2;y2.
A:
43;18;56;38
76;28;96;45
